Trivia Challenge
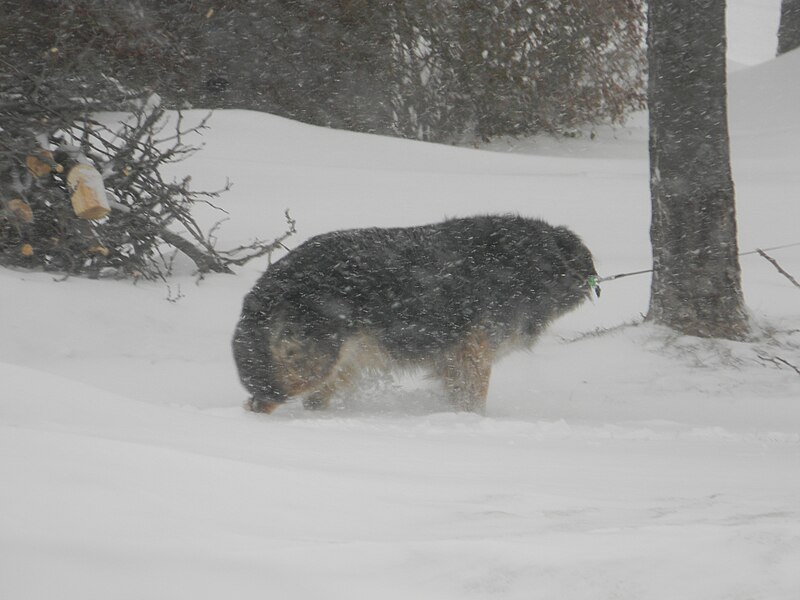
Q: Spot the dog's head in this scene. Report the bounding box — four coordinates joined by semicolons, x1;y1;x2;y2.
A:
549;225;600;304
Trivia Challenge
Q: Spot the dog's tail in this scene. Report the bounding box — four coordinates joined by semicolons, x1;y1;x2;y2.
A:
232;295;288;411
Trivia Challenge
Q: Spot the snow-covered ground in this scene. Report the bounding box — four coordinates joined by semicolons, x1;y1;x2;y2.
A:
2;6;799;600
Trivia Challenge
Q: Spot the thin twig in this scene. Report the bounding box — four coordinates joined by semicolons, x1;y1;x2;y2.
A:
757;249;800;290
756;353;800;376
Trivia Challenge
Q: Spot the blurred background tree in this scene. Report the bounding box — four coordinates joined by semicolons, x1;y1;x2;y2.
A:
777;0;800;55
2;0;646;143
0;0;645;276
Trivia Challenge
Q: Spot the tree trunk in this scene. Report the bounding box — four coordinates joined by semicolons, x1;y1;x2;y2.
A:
646;0;749;340
778;0;800;55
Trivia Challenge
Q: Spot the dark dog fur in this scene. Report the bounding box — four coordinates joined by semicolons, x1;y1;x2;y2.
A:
233;214;599;414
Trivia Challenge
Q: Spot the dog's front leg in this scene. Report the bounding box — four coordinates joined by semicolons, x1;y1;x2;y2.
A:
439;329;493;414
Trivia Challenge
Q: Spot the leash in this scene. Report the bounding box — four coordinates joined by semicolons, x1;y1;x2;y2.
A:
596;241;800;284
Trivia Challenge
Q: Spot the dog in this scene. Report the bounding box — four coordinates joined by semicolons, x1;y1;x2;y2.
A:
233;214;600;414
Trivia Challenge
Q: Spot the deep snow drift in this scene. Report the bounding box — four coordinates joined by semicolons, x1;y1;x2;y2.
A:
2;20;799;600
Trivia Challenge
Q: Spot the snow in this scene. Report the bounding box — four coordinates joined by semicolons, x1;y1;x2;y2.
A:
2;6;799;600
727;0;783;68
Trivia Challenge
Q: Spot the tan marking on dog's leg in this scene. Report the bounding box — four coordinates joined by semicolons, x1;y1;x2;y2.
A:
302;380;339;410
301;334;388;410
300;354;356;410
270;335;341;401
439;330;493;414
247;398;282;414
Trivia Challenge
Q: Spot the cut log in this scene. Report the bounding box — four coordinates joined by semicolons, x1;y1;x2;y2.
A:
66;164;111;220
25;150;59;177
5;199;34;223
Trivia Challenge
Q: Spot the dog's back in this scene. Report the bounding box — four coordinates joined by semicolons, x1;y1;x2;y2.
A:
233;215;598;413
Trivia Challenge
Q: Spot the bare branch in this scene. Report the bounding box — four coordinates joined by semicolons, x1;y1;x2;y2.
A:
2;86;293;278
756;353;800;376
757;249;800;290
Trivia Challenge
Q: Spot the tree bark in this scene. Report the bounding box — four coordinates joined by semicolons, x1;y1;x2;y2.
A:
646;0;748;340
778;0;800;55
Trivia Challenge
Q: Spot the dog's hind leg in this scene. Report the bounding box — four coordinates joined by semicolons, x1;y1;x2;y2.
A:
301;357;357;410
438;329;494;414
303;369;346;410
268;324;344;410
302;364;354;410
302;334;386;410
